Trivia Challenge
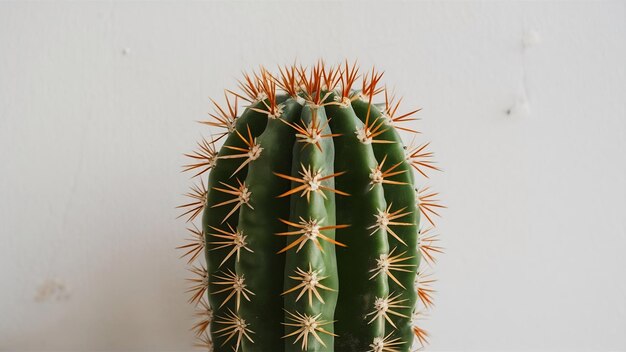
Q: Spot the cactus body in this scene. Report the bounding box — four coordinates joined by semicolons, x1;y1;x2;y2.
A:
179;63;443;352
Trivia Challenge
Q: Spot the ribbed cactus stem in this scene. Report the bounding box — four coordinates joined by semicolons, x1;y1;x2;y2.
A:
179;62;444;352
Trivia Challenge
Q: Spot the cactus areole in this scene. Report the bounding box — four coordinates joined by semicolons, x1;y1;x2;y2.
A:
178;62;444;352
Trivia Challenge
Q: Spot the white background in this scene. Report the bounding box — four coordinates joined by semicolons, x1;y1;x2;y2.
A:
1;1;625;351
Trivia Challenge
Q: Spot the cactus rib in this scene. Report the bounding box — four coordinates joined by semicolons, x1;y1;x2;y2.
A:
236;98;303;351
325;95;390;352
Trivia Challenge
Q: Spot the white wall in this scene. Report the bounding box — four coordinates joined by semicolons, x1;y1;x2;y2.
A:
1;1;624;350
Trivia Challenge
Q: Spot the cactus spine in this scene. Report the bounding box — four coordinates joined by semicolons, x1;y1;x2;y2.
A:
179;62;444;352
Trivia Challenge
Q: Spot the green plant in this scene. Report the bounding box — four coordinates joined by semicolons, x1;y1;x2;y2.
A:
178;62;444;352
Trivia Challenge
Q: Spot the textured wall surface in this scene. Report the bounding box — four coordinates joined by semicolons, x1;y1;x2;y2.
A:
1;1;625;350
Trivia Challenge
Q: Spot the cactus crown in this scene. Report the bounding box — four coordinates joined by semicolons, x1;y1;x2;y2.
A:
179;61;444;352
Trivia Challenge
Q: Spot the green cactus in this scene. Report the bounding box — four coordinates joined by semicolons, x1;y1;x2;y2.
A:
178;62;444;352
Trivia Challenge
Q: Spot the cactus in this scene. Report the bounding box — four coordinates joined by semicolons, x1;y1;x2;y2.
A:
178;62;444;352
